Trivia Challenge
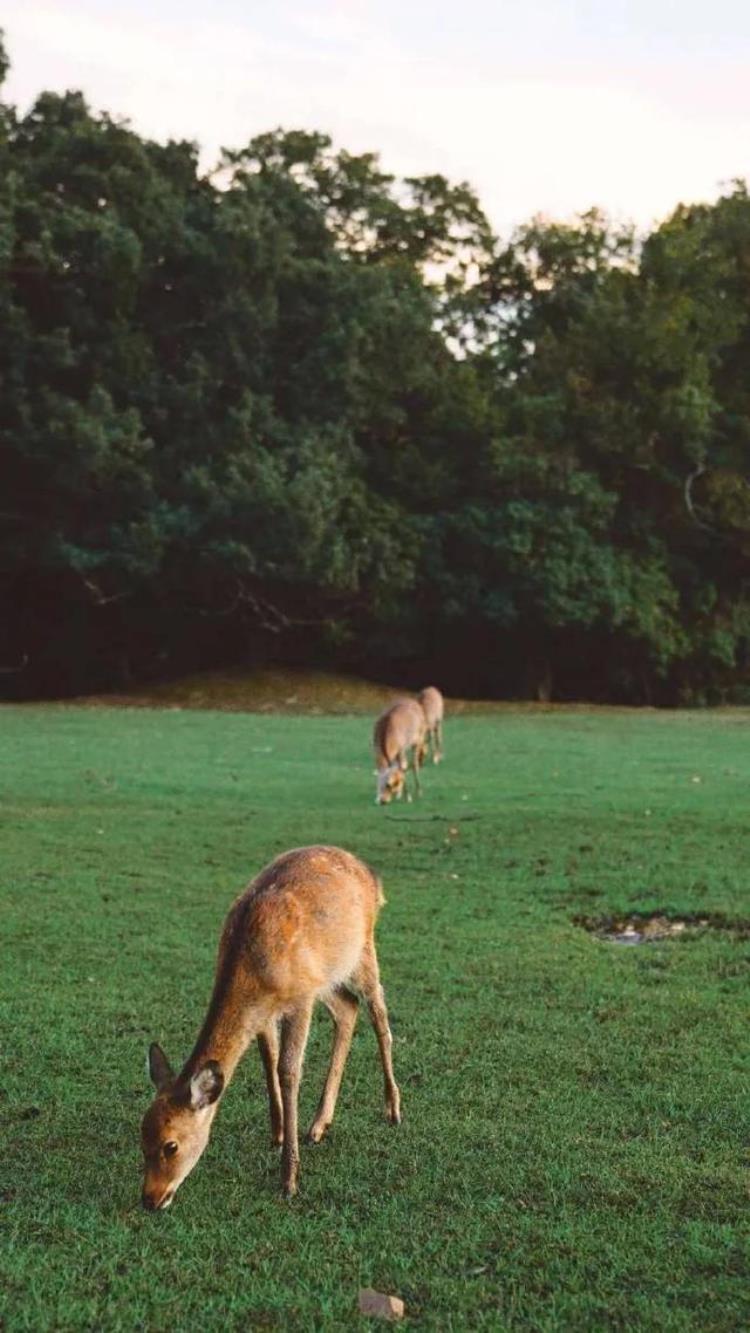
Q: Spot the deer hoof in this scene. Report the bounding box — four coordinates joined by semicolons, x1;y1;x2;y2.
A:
306;1121;329;1145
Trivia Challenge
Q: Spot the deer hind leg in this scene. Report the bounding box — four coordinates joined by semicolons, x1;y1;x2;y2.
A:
434;720;443;763
257;1024;284;1146
353;942;401;1126
306;985;359;1144
278;999;314;1197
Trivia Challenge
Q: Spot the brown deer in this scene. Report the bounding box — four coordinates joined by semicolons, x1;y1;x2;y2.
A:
140;846;401;1209
373;698;426;804
417;686;445;764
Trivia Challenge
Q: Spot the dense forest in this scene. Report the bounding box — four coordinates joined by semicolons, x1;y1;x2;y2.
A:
2;37;749;703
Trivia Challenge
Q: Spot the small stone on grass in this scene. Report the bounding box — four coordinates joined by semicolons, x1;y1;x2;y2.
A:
358;1288;405;1321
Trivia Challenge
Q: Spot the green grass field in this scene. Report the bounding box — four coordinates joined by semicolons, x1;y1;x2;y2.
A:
2;704;749;1330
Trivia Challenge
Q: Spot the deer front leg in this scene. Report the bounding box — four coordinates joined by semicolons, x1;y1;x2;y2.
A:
410;743;423;798
257;1024;283;1146
278;1000;313;1197
307;986;359;1144
398;751;411;801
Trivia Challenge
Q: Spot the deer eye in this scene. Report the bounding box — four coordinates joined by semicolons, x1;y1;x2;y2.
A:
163;1141;178;1158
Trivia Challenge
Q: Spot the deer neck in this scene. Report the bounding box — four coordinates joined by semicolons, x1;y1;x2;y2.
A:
181;966;270;1086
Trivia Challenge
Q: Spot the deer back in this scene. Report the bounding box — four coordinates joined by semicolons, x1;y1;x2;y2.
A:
373;699;425;768
216;846;384;1007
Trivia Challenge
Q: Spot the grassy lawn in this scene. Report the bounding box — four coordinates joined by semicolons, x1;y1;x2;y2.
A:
2;704;749;1330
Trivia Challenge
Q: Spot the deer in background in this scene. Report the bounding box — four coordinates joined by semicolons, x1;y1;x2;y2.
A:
417;686;445;764
373;698;426;804
140;846;401;1207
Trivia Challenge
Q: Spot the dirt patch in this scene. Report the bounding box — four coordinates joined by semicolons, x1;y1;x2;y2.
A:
574;911;750;945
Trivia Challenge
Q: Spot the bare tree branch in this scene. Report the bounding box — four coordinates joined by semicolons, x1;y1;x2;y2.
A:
684;463;713;531
195;579;336;631
81;576;130;607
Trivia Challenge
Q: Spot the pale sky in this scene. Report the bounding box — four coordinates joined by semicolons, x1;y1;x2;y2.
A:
4;0;750;238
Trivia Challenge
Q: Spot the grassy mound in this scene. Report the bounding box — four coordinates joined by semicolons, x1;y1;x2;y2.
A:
75;665;663;715
79;666;414;714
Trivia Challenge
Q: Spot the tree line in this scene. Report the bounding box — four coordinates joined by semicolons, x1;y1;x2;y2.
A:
2;37;749;702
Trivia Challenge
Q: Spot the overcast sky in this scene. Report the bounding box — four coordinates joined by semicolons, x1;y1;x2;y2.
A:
4;0;750;237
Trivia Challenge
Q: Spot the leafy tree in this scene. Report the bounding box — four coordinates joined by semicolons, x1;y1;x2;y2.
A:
1;37;750;702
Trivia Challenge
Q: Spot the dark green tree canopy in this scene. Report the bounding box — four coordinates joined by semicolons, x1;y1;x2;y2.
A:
1;34;749;702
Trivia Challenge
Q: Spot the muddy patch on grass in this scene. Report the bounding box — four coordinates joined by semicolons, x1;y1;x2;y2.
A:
574;911;750;945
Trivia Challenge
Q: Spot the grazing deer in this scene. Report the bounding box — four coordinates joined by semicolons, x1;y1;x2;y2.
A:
373;699;426;804
417;686;445;764
140;846;401;1208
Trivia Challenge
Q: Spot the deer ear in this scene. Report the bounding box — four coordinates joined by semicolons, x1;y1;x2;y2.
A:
189;1060;224;1109
148;1042;173;1091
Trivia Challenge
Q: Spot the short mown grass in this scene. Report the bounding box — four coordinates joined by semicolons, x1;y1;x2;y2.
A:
2;705;749;1330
